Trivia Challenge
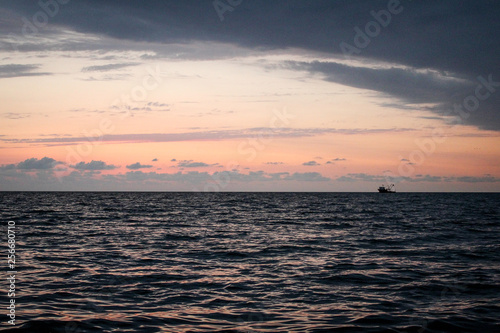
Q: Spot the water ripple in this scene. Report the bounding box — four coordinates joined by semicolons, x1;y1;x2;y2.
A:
0;192;499;332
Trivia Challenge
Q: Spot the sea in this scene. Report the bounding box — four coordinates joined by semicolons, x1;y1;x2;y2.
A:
0;192;499;332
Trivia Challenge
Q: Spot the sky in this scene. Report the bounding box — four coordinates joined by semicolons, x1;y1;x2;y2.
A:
0;0;499;191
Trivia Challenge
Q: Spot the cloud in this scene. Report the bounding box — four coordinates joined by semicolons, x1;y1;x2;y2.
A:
0;64;51;78
1;157;496;191
2;2;497;119
2;1;495;66
1;127;411;146
110;101;171;114
177;160;210;168
285;60;500;131
101;169;332;184
285;172;330;182
3;1;497;72
81;73;132;81
336;173;500;184
408;175;443;183
126;162;153;170
0;157;63;171
170;159;177;162
2;1;498;131
341;172;424;183
1;112;31;119
302;161;320;166
0;164;16;171
16;157;61;170
123;171;179;182
454;175;500;183
327;158;347;164
152;158;158;162
147;102;169;107
287;61;465;104
337;173;394;183
81;62;139;72
71;160;117;170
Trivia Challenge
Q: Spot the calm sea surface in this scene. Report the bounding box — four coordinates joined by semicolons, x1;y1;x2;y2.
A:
0;192;499;332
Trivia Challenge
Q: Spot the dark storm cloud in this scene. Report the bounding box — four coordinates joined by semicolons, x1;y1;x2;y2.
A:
286;61;467;105
286;61;500;131
3;1;497;71
2;1;499;129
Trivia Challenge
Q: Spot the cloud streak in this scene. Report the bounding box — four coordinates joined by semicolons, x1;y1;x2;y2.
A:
0;64;51;78
1;127;412;146
81;62;139;72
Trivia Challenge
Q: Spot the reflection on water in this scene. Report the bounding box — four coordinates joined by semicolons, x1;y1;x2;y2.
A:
0;192;499;332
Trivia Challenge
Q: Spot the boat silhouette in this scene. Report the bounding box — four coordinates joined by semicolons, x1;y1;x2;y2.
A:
378;184;396;193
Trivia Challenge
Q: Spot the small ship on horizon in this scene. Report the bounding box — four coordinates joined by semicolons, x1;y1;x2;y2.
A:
378;184;396;193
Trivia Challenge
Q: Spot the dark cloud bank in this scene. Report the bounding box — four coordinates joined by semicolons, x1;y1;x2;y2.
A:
2;0;499;130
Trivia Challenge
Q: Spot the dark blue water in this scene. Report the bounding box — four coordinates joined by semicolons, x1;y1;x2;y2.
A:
0;192;499;332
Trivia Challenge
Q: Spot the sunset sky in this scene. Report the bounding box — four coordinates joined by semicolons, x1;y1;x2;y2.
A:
1;0;499;191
